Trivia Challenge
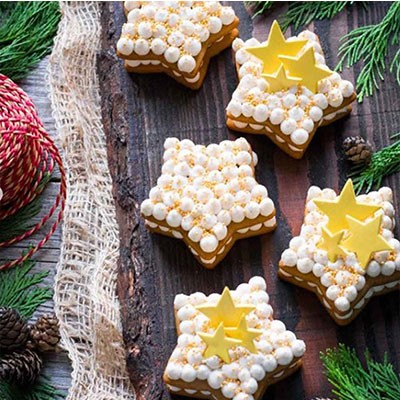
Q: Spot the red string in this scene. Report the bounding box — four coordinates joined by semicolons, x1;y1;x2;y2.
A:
0;74;66;270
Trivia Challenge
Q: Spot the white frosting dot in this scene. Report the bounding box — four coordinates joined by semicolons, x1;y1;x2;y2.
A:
208;370;224;389
188;226;203;242
249;276;267;291
181;364;196;382
165;46;180;63
291;129;309;145
209;16;222;34
135;38;150;55
309;106;323;122
117;37;134;55
151;38;167;55
220;7;236;25
200;235;218;253
253;104;269;122
275;347;293;365
184;38;202;56
280;118;297;135
178;55;196;73
138;21;153;39
334;296;350;312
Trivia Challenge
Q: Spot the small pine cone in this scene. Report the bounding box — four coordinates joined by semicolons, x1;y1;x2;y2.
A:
0;307;29;353
0;348;42;386
27;313;60;352
343;135;373;165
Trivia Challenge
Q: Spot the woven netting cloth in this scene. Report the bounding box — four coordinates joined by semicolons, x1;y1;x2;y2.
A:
48;2;135;399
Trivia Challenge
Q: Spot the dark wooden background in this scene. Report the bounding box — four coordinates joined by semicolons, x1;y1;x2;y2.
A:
98;2;400;399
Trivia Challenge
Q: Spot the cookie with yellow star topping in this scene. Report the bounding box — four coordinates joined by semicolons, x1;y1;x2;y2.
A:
116;1;239;90
164;277;306;400
279;179;400;325
226;21;357;159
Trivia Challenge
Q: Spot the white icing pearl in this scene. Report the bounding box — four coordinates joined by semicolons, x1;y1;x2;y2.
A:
249;364;265;381
282;94;296;107
205;198;222;215
181;364;196;383
262;354;277;372
209;16;222;34
270;108;285;125
208;370;224;389
184;38;202;57
177;305;196;321
339;80;354;97
174;293;189;309
379;187;393;201
335;270;351;286
382;261;395;276
291;129;309;145
201;214;218;230
281;249;297;267
312;263;324;277
117;38;134;55
138;21;153;39
165;363;181;380
270;320;285;333
232;38;244;52
196;365;210;380
168;13;180;27
238;368;251;382
291;339;306;357
251;185;268;199
140;199;153;216
135;39;150;55
289;237;305;251
122;23;136;36
197;188;214;204
164;137;179;149
200;235;218;253
240;378;258;394
297;258;314;274
334;296;350;312
326;285;340;301
344;285;358;302
142;5;156;18
151;38;167;55
355;275;366;291
321;272;334;287
154;24;167;38
180;20;195;35
301;118;314;133
222;382;239;398
260;198;274;217
166;210;182;227
179;320;195;334
246;278;266;294
242;103;254;118
280;118;297;135
231;206;245;223
154;9;168;22
178;55;196;73
288;107;304;121
366;260;380;277
165;47;180;63
313;93;328;109
127;8;141;23
309;106;323;122
188;226;203;242
233;394;254;400
152;203;167;220
220;7;236;25
213;223;228;240
275;347;293;365
180;198;194;213
253;104;269;122
328;88;344;108
196;25;210;42
124;0;140;11
236;151;252;165
227;101;242;117
218;210;232;225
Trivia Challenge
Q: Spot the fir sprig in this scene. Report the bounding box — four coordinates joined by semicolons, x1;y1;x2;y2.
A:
321;344;400;400
0;2;61;81
337;2;400;101
390;48;400;86
0;258;52;320
348;134;400;194
245;1;274;18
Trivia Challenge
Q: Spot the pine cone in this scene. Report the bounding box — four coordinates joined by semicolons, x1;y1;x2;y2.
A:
0;307;29;353
343;136;373;165
27;313;60;352
0;348;42;386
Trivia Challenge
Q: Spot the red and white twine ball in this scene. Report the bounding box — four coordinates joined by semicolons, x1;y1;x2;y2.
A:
0;74;66;270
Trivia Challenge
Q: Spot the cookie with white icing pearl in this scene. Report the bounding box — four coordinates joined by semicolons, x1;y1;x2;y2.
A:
117;1;239;89
226;29;356;159
164;277;306;399
141;137;277;269
279;183;400;325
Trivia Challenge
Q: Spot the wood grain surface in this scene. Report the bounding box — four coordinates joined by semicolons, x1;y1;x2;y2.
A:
98;2;400;399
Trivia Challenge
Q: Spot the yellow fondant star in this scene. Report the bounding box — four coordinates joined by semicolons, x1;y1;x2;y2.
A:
246;20;307;75
196;287;255;328
279;47;333;93
314;179;381;234
198;323;241;363
340;215;394;269
318;227;348;262
262;64;302;92
224;316;262;354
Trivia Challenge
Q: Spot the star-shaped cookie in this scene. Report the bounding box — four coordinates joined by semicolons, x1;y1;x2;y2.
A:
164;277;306;400
279;180;400;325
226;21;357;159
116;1;239;90
140;137;277;269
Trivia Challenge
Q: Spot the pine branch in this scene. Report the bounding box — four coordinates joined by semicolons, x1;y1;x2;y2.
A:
390;48;400;86
0;258;52;320
0;375;65;400
280;2;356;32
321;344;400;400
0;2;61;81
245;1;274;18
337;3;400;101
348;134;400;194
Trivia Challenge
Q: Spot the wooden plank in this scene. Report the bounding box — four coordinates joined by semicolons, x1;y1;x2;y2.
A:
99;2;400;400
2;58;72;392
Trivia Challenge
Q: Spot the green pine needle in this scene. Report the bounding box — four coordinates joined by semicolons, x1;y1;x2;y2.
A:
0;2;61;81
390;48;400;86
245;1;274;18
0;375;65;400
337;2;400;102
0;257;52;319
348;134;400;194
280;2;355;32
321;344;400;400
0;173;52;244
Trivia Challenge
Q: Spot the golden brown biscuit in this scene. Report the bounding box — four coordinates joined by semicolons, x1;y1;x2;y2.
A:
117;1;239;90
278;180;400;325
140;137;277;269
164;277;306;400
226;22;356;159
